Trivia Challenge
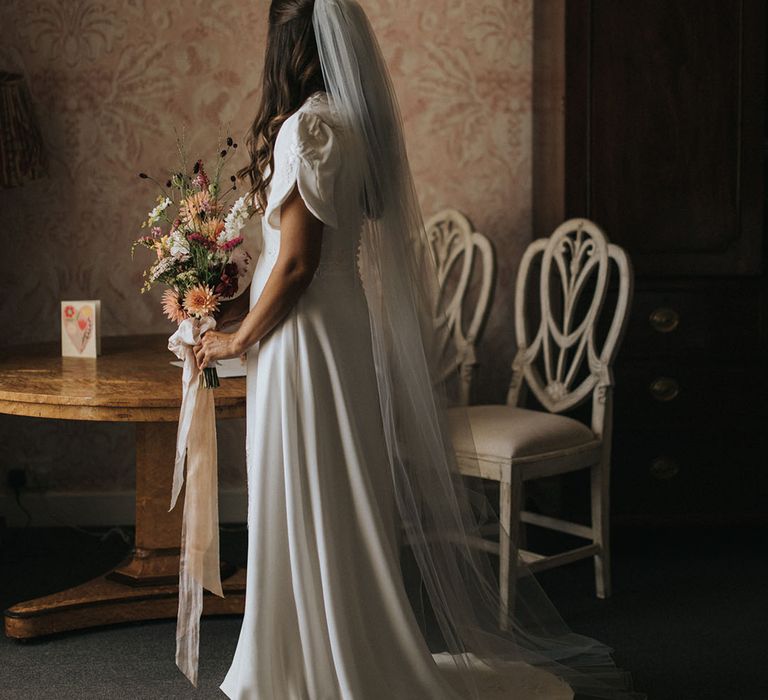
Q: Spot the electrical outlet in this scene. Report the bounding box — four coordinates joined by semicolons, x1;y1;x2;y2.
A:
7;468;27;490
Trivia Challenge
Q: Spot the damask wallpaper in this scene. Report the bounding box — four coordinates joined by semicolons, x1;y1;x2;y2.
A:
0;0;532;496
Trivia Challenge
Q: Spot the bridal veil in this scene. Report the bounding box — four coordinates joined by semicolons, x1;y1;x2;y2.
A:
312;1;644;698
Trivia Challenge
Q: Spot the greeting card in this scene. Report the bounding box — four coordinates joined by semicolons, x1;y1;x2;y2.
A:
61;300;101;358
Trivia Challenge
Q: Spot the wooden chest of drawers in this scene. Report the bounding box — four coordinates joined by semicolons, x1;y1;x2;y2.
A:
533;0;767;524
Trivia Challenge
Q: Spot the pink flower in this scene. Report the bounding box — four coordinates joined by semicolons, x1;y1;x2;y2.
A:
219;235;243;252
188;232;216;249
192;160;209;191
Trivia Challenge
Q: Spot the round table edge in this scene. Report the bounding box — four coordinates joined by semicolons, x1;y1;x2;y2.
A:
0;397;246;422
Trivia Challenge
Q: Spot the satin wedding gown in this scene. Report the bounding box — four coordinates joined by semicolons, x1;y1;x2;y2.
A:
219;92;572;700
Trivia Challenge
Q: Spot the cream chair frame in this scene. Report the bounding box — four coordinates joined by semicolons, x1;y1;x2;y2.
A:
451;219;633;627
395;209;495;556
425;208;495;406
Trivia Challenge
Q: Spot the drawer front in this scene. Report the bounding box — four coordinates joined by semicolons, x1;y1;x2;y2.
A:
610;356;767;520
615;283;766;362
610;422;767;521
612;362;765;426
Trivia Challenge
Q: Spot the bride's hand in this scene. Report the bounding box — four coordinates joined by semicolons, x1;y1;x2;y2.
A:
193;330;244;370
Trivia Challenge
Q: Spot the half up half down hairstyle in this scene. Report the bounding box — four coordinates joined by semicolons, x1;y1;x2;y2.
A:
238;0;326;215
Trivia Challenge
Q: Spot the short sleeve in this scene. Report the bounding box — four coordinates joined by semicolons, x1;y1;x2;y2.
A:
265;110;340;230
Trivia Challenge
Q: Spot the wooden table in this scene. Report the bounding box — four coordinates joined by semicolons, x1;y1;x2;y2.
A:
0;334;247;639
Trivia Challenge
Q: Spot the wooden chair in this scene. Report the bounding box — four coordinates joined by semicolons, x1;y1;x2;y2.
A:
394;209;494;557
447;218;633;627
425;208;495;406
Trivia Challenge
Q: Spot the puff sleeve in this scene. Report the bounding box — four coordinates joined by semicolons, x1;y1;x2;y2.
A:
265;110;340;230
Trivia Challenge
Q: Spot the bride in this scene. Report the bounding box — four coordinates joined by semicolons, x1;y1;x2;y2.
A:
193;1;644;698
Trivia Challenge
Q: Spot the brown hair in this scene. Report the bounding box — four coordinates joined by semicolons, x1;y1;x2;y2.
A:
238;0;326;214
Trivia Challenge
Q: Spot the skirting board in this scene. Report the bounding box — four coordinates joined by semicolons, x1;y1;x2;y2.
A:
0;489;248;528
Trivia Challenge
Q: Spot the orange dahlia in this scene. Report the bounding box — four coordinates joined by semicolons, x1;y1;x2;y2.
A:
162;289;188;324
179;191;212;225
200;217;224;240
183;284;220;318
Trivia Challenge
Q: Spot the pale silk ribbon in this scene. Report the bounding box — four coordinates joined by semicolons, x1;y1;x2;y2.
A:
167;316;224;687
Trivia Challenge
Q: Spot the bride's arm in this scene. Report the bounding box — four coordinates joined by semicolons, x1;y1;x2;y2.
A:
214;286;251;331
194;186;323;370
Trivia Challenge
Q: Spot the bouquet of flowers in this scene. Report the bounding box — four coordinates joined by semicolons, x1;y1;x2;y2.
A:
132;135;253;388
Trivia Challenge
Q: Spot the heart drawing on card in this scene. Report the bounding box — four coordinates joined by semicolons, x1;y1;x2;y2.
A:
64;305;93;354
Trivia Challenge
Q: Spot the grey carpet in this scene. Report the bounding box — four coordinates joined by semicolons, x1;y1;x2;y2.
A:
1;523;766;699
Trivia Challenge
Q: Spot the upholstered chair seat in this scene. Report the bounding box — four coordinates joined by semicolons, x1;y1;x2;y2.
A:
449;405;599;466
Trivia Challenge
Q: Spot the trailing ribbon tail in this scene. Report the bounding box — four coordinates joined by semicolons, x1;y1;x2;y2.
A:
167;316;225;687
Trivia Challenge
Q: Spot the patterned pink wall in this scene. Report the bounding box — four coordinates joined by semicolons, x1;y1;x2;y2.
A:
0;0;532;494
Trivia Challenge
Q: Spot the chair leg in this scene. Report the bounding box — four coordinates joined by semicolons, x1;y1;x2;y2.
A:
499;470;522;630
590;459;612;599
518;481;527;551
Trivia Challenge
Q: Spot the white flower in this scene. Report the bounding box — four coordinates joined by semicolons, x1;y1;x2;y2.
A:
169;229;190;261
147;197;172;225
219;195;250;245
149;256;175;281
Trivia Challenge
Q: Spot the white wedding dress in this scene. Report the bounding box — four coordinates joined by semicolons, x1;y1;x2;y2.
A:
219;92;572;700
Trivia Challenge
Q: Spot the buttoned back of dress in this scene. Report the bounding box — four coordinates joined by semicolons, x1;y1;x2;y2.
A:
255;91;363;296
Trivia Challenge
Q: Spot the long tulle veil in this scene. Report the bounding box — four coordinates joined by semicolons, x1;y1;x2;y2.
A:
312;1;645;698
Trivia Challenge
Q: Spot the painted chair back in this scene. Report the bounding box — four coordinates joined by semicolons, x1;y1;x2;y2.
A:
507;218;633;436
425;209;495;405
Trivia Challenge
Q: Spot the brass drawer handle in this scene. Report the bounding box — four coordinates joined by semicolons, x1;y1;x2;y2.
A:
649;307;680;333
650;456;679;480
649;377;679;401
